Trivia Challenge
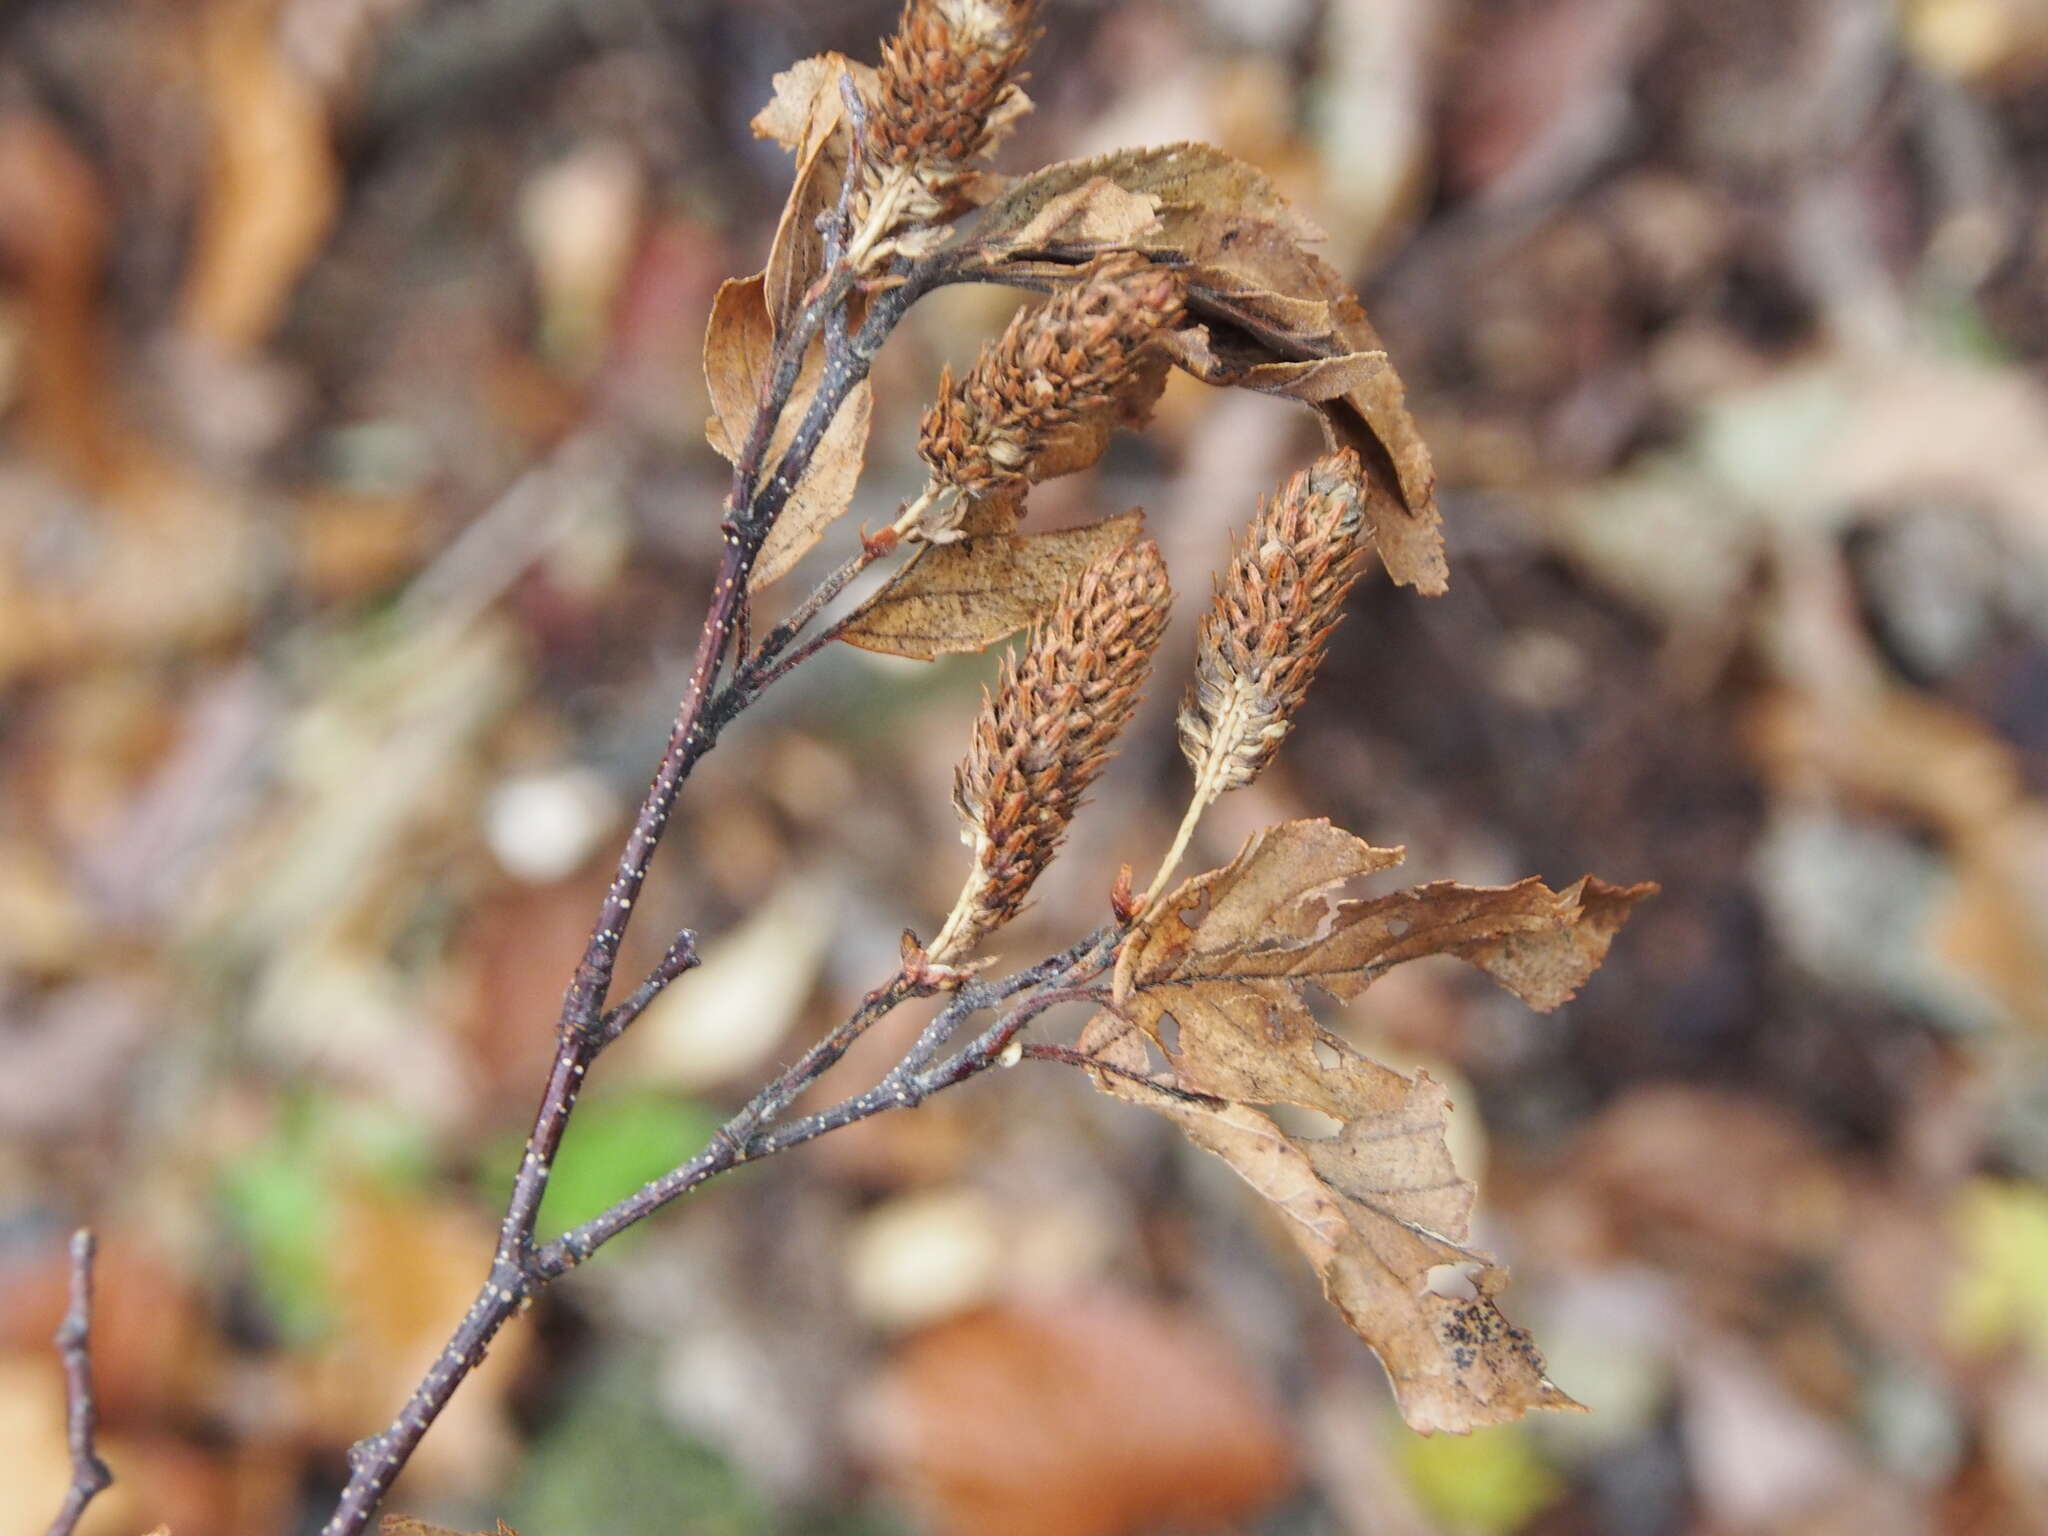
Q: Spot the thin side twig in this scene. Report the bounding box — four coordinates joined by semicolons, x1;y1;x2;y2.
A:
534;931;1114;1279
45;1229;111;1536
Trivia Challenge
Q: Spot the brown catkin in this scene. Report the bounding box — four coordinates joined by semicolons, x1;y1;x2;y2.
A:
932;534;1173;960
918;254;1184;506
859;0;1037;240
870;0;1035;170
1178;452;1375;799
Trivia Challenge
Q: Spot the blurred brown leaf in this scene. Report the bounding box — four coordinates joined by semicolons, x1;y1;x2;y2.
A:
179;0;338;353
299;1192;527;1496
860;1296;1294;1536
0;111;116;481
0;1236;217;1426
1750;684;2048;1030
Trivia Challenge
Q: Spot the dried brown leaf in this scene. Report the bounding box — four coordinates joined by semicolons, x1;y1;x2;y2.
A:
701;274;874;591
751;54;860;151
381;1520;519;1536
1165;327;1390;403
841;510;1147;660
1082;1015;1571;1435
750;53;878;337
1000;174;1163;250
751;379;872;591
980;159;1444;593
703;274;776;460
1078;819;1653;1431
1119;820;1655;1034
976;143;1324;250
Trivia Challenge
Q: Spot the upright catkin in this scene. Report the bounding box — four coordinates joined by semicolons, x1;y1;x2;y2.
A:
856;0;1038;251
918;253;1183;517
1178;452;1375;803
931;534;1173;960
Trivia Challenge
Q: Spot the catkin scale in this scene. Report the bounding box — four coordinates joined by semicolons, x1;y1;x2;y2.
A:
931;535;1172;960
1178;453;1375;801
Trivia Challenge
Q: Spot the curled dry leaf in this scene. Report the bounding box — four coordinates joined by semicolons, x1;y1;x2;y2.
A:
701;274;873;591
974;145;1446;594
975;143;1325;250
1164;326;1389;404
1163;216;1442;595
840;508;1147;660
1080;819;1654;1432
995;174;1164;251
750;52;879;337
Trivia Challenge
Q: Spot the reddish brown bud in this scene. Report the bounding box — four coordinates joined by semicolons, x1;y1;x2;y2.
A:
1110;863;1142;925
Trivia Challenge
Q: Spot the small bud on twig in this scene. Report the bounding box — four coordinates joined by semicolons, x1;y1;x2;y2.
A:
1110;863;1142;925
931;534;1172;960
916;254;1184;526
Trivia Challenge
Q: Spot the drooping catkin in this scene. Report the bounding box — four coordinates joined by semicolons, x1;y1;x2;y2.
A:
1178;452;1375;804
917;254;1183;518
856;0;1038;250
930;534;1173;961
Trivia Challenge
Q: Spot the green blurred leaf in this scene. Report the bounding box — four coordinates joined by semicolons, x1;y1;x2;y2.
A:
219;1150;337;1342
1946;1177;2048;1357
215;1091;436;1341
1396;1420;1562;1535
485;1090;719;1243
509;1356;762;1536
509;1355;905;1536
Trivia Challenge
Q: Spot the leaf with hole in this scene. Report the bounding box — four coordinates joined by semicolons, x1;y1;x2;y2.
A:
1076;819;1653;1432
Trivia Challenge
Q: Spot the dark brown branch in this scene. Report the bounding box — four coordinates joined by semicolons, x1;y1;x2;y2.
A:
534;930;1113;1279
743;964;1116;1159
1020;1042;1224;1104
319;253;942;1536
722;524;902;709
45;1229;111;1536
